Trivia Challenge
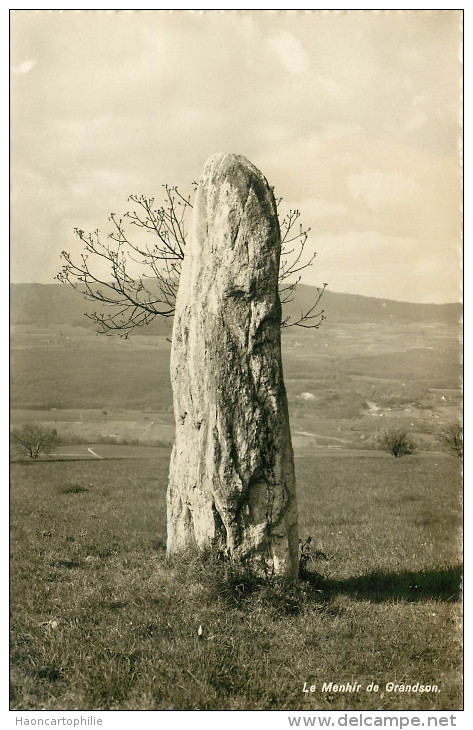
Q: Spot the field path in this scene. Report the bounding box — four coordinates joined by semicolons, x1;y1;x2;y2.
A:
87;448;103;459
294;430;350;443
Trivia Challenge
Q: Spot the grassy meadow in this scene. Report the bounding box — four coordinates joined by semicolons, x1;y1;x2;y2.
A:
10;315;462;710
10;452;461;710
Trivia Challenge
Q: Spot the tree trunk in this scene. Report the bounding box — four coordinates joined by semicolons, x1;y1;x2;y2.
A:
167;153;298;579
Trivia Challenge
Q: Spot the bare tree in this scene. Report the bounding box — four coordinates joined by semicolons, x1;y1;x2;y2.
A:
11;425;59;460
377;428;418;458
438;421;463;458
57;185;326;337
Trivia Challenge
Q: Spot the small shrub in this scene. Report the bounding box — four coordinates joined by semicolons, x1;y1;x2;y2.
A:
59;484;89;494
10;424;59;460
299;536;329;578
299;536;313;574
377;428;417;458
438;421;463;458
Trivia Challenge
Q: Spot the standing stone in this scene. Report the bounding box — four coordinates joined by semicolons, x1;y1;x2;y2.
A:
167;153;298;579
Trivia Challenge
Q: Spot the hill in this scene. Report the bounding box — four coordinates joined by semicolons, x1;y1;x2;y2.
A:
10;282;461;333
284;285;461;327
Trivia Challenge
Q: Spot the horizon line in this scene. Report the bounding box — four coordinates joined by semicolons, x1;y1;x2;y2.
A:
9;280;462;308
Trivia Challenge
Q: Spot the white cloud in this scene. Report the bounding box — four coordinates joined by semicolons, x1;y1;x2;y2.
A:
285;197;349;221
300;230;460;303
404;111;428;133
267;30;310;74
311;230;416;258
347;170;421;210
9;10;462;303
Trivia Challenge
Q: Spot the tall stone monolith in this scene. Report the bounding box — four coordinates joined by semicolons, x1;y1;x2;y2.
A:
167;153;298;579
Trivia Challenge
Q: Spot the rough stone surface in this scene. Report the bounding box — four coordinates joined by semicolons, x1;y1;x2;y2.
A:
167;152;298;579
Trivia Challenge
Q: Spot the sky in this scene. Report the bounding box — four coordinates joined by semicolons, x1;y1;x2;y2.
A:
10;9;462;303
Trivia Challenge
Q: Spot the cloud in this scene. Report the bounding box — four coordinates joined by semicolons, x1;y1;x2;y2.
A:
403;111;428;134
267;30;310;74
9;10;462;303
284;197;349;223
347;170;421;210
300;230;461;303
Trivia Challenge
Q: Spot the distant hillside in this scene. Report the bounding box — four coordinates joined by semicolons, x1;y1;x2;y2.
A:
10;283;173;335
10;282;462;333
284;285;462;327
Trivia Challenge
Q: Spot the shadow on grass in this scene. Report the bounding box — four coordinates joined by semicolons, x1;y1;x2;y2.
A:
165;552;462;616
303;564;462;603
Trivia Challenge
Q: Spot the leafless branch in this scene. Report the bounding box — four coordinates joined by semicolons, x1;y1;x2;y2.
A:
57;186;325;336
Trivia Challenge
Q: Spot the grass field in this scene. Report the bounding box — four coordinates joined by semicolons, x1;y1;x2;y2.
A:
10;316;462;710
10;451;462;711
10;319;461;452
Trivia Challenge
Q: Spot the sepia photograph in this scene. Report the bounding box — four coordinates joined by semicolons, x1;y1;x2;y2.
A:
10;8;463;715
